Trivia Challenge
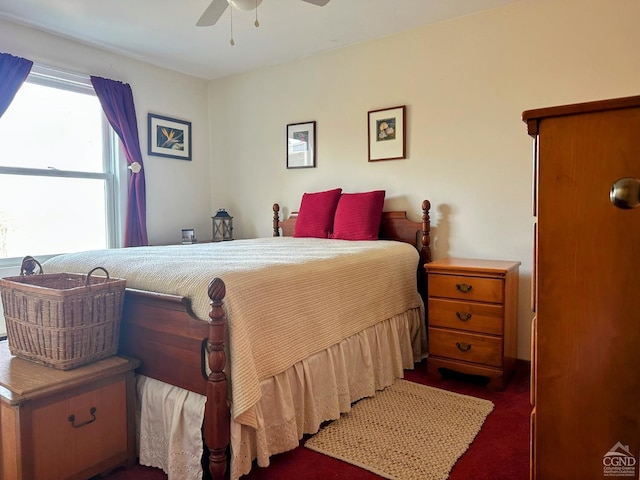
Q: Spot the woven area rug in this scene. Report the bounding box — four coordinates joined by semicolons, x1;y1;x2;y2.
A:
304;379;494;480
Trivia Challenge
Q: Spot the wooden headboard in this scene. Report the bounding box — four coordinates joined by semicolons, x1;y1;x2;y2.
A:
271;199;432;267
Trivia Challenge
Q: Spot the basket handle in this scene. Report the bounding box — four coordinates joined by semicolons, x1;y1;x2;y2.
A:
20;256;43;276
86;266;110;286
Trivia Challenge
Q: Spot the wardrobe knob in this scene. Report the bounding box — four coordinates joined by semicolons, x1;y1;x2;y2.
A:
610;177;640;209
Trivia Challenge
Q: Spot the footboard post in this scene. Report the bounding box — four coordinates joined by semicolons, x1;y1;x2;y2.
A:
205;278;230;479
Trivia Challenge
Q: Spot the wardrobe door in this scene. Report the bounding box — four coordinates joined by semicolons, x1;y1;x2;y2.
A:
535;105;640;479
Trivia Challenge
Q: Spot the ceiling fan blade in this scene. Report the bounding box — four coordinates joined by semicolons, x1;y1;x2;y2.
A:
196;0;228;27
300;0;331;6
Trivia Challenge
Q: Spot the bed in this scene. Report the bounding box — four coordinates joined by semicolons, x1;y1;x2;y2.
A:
42;197;432;480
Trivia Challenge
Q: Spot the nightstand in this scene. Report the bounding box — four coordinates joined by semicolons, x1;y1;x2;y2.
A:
0;342;139;479
425;257;520;390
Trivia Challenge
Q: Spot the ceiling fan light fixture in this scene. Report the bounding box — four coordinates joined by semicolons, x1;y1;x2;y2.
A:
228;0;262;11
197;0;330;28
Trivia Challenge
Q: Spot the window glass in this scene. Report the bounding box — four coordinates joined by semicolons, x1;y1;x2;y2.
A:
0;82;104;172
0;175;107;258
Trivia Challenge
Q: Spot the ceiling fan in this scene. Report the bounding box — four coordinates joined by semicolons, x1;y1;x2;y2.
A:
196;0;331;27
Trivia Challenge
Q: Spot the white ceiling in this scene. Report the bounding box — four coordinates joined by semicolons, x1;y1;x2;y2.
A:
0;0;522;80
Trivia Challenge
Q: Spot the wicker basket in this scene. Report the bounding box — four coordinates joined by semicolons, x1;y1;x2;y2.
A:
0;256;126;370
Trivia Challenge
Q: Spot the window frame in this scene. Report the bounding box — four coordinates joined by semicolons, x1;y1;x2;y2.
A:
0;64;123;268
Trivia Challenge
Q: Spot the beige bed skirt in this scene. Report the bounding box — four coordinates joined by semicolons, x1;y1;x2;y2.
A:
136;306;427;480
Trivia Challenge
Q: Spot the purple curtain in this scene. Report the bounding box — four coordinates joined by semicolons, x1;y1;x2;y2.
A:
0;53;33;117
90;76;148;247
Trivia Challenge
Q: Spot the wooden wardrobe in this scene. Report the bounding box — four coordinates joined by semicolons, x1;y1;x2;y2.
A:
523;96;640;480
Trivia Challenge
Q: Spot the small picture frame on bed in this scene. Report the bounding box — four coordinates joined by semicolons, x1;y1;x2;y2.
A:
287;121;316;169
148;113;192;160
368;105;406;162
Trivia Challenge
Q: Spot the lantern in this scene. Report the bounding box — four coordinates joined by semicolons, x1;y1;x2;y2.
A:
212;209;234;242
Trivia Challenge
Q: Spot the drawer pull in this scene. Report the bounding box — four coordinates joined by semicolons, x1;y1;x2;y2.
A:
456;283;473;293
456;311;472;321
68;406;97;428
456;342;472;352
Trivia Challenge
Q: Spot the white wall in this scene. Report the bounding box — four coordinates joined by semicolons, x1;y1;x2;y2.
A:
0;19;213;248
207;0;640;360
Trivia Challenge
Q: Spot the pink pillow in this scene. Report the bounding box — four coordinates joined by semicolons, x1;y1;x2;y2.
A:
293;188;343;238
330;190;386;240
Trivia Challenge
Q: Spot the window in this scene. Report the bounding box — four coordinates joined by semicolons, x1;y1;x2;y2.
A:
0;65;123;266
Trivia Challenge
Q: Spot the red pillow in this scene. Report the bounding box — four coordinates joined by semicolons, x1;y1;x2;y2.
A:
293;188;343;238
330;190;386;240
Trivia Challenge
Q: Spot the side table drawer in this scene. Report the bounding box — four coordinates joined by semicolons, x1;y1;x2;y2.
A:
429;273;503;303
429;328;502;368
31;378;128;480
428;298;504;335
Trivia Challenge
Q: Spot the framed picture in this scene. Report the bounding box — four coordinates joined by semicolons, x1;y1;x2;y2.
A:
148;113;192;160
181;228;196;244
287;121;316;169
367;105;406;162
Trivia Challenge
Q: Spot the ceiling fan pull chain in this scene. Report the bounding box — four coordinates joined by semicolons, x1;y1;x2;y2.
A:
254;0;260;27
229;6;235;45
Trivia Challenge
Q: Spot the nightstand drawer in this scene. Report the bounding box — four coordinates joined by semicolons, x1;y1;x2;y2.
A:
428;298;504;335
428;273;503;303
429;328;502;367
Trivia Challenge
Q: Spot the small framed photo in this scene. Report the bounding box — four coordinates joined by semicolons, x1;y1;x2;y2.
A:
148;113;192;160
287;121;316;169
181;228;196;244
368;105;406;162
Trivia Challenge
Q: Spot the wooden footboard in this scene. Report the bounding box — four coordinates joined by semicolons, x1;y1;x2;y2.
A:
118;279;230;479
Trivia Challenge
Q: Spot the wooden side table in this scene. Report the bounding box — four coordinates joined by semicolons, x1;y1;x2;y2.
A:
425;257;520;390
0;342;139;480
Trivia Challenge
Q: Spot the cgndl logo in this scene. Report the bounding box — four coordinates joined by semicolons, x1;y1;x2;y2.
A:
603;442;637;477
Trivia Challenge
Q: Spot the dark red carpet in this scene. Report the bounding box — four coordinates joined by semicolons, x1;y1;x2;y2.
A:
103;359;530;480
